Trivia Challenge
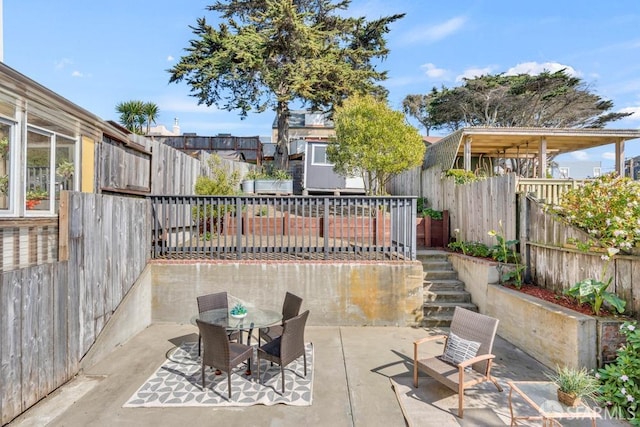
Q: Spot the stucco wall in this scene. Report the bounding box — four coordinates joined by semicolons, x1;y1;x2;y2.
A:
151;261;424;326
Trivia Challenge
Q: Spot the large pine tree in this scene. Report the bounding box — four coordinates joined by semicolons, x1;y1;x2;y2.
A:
168;0;403;169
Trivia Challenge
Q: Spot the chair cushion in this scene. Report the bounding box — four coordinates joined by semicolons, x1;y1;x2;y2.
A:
261;336;282;358
440;332;481;366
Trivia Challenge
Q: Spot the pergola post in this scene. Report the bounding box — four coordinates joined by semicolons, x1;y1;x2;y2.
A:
615;138;625;176
538;137;547;178
464;137;472;171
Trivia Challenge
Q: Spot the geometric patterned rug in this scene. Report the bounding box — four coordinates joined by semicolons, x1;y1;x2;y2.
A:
123;341;313;407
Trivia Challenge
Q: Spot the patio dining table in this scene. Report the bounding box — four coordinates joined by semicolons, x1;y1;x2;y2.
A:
191;306;282;347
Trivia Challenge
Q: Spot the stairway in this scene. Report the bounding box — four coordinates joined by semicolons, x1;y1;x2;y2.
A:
418;250;478;327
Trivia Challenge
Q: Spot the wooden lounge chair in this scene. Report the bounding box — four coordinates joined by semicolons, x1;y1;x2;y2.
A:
413;306;503;418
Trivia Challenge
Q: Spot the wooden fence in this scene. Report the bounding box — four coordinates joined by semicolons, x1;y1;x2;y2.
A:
0;192;150;424
523;196;640;316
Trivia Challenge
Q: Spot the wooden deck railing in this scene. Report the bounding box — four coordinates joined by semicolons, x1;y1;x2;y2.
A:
516;178;589;206
149;195;417;261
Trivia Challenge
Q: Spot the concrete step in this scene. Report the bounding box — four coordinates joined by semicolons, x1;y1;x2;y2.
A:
424;290;472;303
424;269;458;281
423;302;478;318
424;279;466;292
420;260;453;271
421;313;455;328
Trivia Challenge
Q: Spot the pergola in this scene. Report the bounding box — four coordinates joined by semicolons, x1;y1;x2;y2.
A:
424;127;640;177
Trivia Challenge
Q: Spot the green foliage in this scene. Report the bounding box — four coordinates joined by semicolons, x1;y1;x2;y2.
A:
56;160;75;180
329;94;425;195
552;173;640;253
546;365;599;399
565;247;626;315
597;321;640;424
26;188;48;200
444;169;479;184
230;303;247;316
447;241;492;258
488;221;524;287
192;154;240;236
115;100;159;135
403;70;630;134
168;0;403;169
0;137;9;159
0;175;8;196
420;208;443;220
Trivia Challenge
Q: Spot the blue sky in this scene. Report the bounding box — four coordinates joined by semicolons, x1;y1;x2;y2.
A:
4;1;640;171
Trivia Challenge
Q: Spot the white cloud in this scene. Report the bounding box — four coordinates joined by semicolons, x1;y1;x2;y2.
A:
456;66;494;82
570;150;589;161
71;71;84;78
167;55;174;61
401;16;467;44
420;63;447;79
602;152;616;160
618;106;640;121
505;62;580;77
54;58;73;70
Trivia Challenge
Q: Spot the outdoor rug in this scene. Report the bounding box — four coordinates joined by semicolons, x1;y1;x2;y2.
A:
124;341;314;407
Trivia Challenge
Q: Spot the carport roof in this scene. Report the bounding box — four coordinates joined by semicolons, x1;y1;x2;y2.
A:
424;127;640;170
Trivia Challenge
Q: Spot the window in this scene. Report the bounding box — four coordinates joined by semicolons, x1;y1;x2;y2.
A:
26;127;77;213
311;144;333;166
0;121;13;211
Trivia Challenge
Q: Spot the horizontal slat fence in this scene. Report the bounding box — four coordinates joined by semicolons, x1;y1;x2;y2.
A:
0;192;150;425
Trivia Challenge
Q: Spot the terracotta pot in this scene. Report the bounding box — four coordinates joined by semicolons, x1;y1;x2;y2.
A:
557;389;581;406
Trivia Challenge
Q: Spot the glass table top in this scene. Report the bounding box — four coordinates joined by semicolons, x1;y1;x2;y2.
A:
191;307;282;330
509;381;601;419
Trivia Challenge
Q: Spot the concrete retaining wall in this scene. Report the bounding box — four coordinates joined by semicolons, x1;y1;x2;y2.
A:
449;253;597;369
151;261;424;327
487;285;597;370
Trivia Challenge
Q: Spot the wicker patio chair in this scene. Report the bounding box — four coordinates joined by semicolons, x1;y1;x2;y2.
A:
257;310;309;394
413;306;503;418
195;319;253;399
196;292;239;355
259;292;303;345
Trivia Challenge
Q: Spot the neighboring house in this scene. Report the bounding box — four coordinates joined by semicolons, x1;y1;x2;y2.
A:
147;118;181;136
0;61;144;218
551;161;602;179
271;110;365;194
625;155;640;180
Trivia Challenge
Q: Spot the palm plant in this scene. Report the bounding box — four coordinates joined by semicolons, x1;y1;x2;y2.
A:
143;102;159;134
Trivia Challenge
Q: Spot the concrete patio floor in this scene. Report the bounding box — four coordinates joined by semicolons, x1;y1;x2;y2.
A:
7;324;632;427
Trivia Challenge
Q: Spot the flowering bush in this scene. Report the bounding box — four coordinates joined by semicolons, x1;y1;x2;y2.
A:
552;173;640;253
597;321;640;424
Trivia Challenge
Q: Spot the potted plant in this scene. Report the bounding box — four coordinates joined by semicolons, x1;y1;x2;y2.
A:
416;197;449;247
242;169;262;194
546;365;599;407
254;168;293;195
26;187;48;209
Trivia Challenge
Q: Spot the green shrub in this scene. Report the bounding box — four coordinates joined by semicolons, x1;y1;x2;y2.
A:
552;173;640;253
597;321;640;425
444;169;480;184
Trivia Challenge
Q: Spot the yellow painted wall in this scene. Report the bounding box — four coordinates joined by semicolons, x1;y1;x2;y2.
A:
81;136;95;192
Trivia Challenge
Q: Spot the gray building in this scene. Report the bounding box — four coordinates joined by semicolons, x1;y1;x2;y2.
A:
551;160;602;179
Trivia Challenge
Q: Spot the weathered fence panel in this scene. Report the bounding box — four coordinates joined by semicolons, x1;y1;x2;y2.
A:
0;192;151;424
524;196;640;318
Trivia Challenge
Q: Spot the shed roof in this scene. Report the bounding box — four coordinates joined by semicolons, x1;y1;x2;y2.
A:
424;127;640;170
